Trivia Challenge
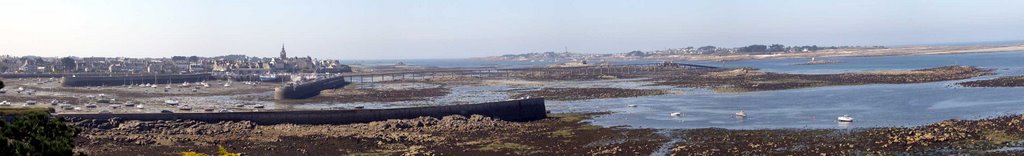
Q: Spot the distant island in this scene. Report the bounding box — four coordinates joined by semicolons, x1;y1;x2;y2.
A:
477;43;1024;62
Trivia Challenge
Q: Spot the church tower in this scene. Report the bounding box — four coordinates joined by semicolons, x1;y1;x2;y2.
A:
280;44;287;59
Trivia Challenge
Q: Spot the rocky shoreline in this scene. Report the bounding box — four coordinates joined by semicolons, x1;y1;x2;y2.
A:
958;76;1024;87
72;113;666;155
270;87;451;104
510;87;670;101
70;112;1024;155
653;65;993;92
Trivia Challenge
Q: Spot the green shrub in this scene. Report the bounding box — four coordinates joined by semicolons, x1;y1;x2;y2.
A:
0;112;80;156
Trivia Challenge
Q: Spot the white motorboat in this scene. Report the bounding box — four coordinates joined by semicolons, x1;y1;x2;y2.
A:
627;104;638;107
838;115;854;122
670;112;682;117
135;104;145;109
164;100;180;105
735;111;747;117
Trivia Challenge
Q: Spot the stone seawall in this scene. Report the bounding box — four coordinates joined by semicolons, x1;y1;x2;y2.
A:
59;99;547;125
1;73;112;78
274;76;349;99
61;73;214;87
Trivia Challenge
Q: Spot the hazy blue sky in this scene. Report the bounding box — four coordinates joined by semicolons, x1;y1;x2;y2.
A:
1;0;1023;59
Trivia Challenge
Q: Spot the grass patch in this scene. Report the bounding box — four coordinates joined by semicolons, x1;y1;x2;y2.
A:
479;141;535;154
983;131;1023;145
549;129;574;138
0;107;52;116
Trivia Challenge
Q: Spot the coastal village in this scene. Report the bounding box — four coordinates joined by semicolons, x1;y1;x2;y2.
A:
0;45;351;74
4;43;1024;155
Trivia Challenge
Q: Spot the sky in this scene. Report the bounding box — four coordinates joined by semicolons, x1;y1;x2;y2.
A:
1;0;1023;60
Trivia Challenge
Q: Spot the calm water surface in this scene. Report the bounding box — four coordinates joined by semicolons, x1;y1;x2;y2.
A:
557;51;1024;129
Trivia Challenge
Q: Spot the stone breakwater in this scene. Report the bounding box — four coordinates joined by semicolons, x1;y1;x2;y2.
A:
273;75;349;100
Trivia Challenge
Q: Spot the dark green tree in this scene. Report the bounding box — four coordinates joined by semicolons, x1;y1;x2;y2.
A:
0;112;79;156
60;57;76;72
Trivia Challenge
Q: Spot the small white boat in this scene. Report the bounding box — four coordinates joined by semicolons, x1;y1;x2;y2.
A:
178;105;192;110
0;101;10;106
135;104;145;109
627;104;638;107
735;111;746;117
59;104;73;110
838;115;854;122
164;100;180;105
670;112;682;117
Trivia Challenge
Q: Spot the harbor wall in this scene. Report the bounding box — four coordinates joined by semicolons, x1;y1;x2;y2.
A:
61;73;214;87
58;98;547;125
0;73;111;78
273;76;349;99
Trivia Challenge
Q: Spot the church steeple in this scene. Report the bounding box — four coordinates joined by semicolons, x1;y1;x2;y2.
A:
280;44;287;59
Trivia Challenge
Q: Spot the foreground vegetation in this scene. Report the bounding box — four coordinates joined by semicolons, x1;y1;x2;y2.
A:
1;111;80;156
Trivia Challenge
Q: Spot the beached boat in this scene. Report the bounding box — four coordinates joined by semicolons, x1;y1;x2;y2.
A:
85;104;97;108
178;105;192;110
25;100;37;105
670;112;682;117
838;115;854;122
135;104;144;109
164;100;180;105
260;74;278;81
0;101;10;106
735;111;746;117
253;105;265;108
